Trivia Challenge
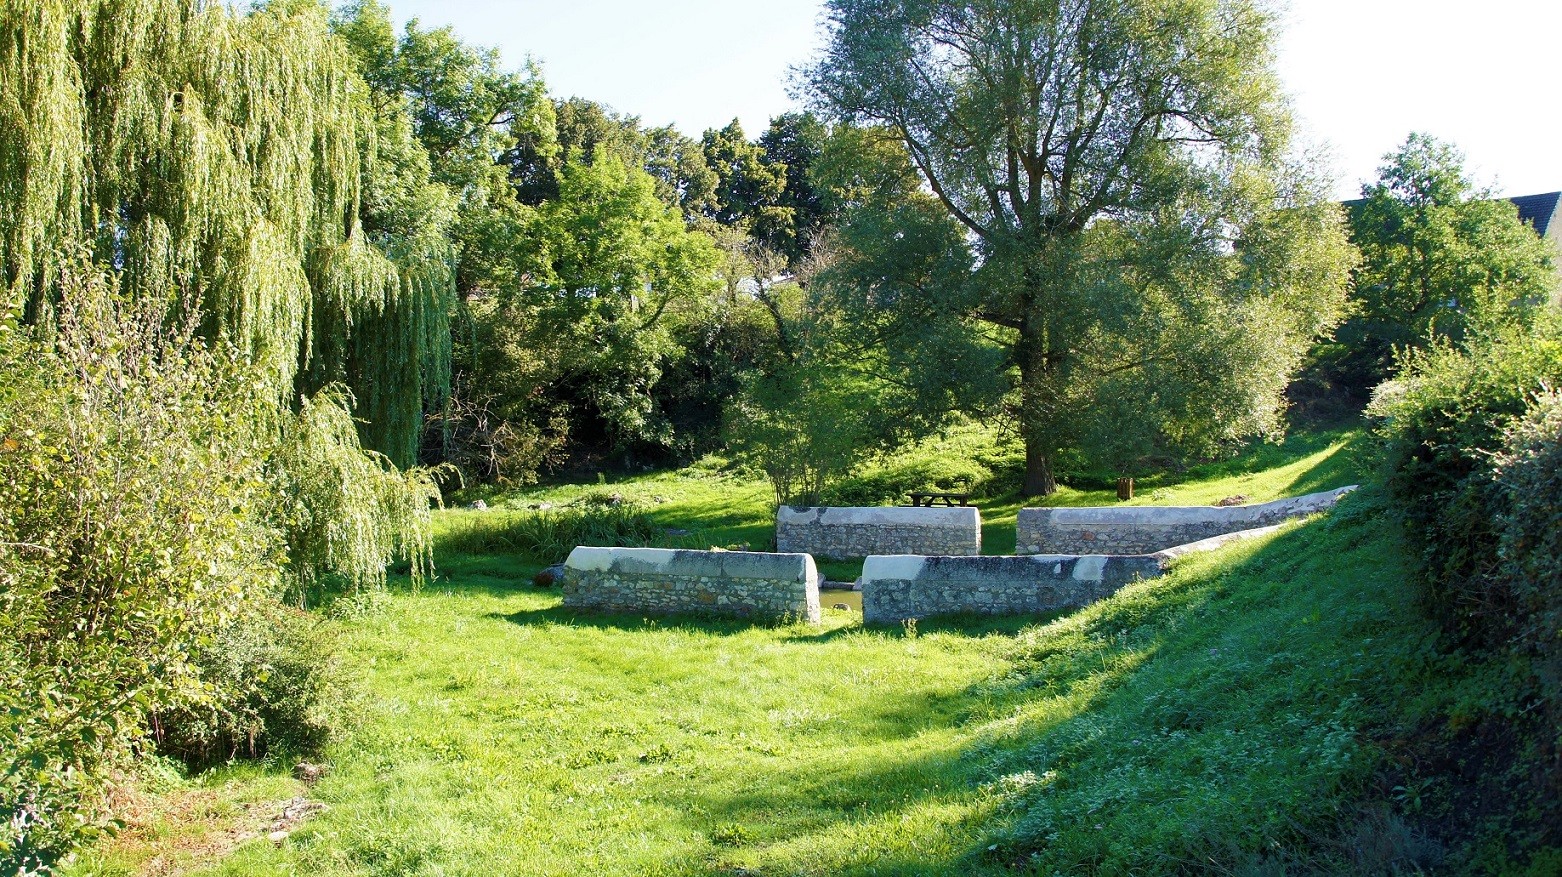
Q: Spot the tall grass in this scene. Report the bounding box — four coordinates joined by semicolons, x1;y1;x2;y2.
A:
432;504;702;562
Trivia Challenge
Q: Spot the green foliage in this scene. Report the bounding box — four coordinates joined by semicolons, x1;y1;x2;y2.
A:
701;119;791;245
272;387;441;600
1368;317;1562;637
515;152;724;454
151;604;352;769
0;274;436;872
0;3;457;861
725;360;886;505
758;113;834;264
1367;318;1562;851
0;0;454;465
1490;391;1562;737
0;284;280;869
1335;133;1557;390
805;0;1355;494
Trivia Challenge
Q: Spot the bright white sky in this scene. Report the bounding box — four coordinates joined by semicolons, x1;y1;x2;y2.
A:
384;0;1562;200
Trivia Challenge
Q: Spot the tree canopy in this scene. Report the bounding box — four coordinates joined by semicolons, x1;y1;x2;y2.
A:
1333;133;1557;390
805;0;1354;492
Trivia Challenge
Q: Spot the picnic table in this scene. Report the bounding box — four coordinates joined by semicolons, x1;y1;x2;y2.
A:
907;491;973;508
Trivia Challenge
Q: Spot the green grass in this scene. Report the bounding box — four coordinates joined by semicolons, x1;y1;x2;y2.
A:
66;421;1465;875
72;488;1443;876
433;421;1365;581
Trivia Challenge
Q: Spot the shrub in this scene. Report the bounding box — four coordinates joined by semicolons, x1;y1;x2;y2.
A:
1368;318;1562;638
1369;319;1562;836
1;279;437;869
1;290;280;868
1490;391;1562;734
151;604;352;768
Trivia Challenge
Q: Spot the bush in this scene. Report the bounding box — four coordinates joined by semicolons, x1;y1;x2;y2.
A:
151;603;352;768
0;291;281;869
1368;319;1562;638
1369;319;1562;839
1490;391;1562;735
1;280;438;869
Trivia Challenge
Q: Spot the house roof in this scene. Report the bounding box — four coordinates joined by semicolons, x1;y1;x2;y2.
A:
1509;191;1561;237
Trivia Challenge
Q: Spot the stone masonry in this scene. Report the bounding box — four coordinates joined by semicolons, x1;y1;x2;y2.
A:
860;553;1162;624
563;547;821;623
1015;486;1356;556
774;506;981;560
859;525;1285;624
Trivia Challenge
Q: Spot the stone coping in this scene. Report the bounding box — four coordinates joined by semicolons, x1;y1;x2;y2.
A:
775;505;979;527
860;521;1293;623
1022;486;1357;526
565;546;818;582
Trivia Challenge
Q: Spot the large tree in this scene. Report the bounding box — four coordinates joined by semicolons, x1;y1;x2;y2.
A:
805;0;1353;493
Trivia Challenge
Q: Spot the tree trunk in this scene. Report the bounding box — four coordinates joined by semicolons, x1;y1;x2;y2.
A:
1018;326;1057;497
1024;441;1057;497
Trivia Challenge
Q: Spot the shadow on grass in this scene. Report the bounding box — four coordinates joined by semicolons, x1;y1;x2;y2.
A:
777;611;1050;644
491;603;797;637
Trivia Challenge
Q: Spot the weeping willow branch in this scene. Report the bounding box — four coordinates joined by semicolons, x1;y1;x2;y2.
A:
0;0;454;466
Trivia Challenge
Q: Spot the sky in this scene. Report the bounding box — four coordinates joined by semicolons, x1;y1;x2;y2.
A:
383;0;1562;201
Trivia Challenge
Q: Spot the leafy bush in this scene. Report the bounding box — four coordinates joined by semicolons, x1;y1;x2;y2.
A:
725;361;886;505
151;604;352;768
1369;319;1562;842
0;290;280;868
1490;391;1562;734
1;281;438;869
1368;319;1562;638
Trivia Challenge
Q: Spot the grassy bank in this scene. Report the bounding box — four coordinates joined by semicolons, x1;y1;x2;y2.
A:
67;421;1487;875
70;490;1448;876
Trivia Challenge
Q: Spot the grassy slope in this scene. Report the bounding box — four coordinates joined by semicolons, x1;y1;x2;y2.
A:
71;424;1450;876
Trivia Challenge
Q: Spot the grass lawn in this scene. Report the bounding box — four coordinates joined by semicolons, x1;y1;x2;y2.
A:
70;422;1442;876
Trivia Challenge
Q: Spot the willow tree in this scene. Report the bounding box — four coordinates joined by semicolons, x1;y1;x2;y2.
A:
806;0;1354;494
0;0;453;466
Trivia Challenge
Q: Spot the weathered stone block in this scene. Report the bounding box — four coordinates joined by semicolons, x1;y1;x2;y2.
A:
860;554;1162;624
563;547;821;623
774;506;981;560
1015;486;1356;556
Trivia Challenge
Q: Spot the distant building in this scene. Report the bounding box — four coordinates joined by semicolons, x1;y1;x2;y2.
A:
1509;191;1561;241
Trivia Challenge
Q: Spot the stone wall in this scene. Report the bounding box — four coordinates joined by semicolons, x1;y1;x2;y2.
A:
1015;486;1356;556
860;554;1163;624
774;506;981;560
563;547;821;623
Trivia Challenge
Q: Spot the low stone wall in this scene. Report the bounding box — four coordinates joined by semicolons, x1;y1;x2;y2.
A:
861;523;1291;623
1015;486;1356;556
860;554;1164;624
563;547;821;623
775;506;981;560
